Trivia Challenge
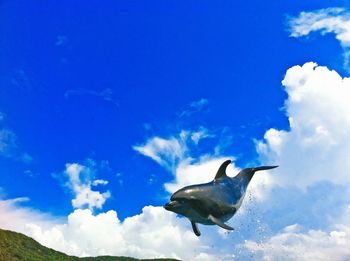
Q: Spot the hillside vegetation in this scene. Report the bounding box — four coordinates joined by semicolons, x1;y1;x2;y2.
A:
0;228;178;261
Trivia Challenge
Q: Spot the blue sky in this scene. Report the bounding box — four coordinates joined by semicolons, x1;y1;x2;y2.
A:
1;1;350;260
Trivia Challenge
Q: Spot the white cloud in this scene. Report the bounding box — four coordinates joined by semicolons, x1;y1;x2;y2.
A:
64;163;110;210
288;8;350;68
258;62;350;188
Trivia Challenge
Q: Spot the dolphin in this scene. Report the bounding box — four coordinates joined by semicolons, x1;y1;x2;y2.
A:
164;160;278;236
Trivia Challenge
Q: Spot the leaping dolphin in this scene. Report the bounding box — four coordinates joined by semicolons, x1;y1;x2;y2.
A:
164;160;278;236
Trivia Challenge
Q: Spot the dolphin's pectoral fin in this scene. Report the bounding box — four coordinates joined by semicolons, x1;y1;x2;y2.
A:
191;221;201;237
208;215;234;231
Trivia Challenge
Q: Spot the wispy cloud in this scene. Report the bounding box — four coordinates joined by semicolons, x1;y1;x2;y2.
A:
0;115;32;163
0;112;5;122
65;88;119;108
133;128;215;172
24;169;38;178
288;8;350;69
55;35;68;47
178;98;209;117
0;129;18;157
133;134;187;171
10;69;32;91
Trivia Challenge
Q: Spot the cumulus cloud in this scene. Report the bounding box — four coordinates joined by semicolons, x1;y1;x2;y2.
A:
63;163;110;210
258;62;350;188
288;8;350;68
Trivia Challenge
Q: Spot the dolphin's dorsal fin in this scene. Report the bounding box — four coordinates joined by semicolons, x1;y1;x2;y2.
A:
214;160;232;181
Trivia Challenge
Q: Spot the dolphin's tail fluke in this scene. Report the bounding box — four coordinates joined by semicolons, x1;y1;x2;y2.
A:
235;165;278;182
253;166;278;172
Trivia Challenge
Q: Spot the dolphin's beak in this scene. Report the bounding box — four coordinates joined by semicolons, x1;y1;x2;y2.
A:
164;202;172;210
253;166;278;172
164;201;174;210
164;201;180;211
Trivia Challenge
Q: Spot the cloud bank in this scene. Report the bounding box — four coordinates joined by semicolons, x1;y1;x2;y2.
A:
0;196;213;259
26;207;210;260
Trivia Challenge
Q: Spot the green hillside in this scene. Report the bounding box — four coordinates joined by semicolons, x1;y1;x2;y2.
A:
0;228;178;261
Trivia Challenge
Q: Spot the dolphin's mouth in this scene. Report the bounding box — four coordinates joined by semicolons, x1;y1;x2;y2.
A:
164;200;181;210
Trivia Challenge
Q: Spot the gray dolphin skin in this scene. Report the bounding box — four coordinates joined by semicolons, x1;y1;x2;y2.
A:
164;160;278;236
